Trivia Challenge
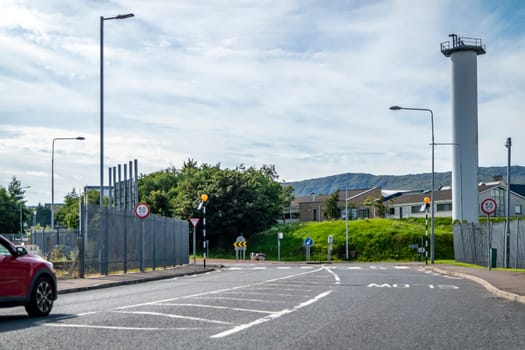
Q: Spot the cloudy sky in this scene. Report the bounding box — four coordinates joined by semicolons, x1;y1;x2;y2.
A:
0;0;523;205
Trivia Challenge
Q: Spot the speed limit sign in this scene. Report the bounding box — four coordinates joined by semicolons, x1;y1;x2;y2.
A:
481;198;497;215
134;202;151;219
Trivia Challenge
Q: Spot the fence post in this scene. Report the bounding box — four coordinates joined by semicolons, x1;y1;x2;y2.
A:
78;237;84;278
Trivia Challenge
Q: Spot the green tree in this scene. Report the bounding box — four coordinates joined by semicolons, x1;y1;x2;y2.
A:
138;161;284;247
8;176;25;202
33;203;51;228
55;189;81;229
138;167;179;216
2;177;31;233
364;195;387;218
0;187;18;232
280;184;295;223
323;191;341;220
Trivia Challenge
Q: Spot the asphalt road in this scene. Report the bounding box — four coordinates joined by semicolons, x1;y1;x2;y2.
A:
1;263;524;350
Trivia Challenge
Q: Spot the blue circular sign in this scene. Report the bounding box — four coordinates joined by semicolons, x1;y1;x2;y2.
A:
304;238;313;247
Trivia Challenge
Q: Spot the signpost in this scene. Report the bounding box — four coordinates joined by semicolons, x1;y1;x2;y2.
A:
327;235;333;262
134;202;150;272
481;198;497;270
198;194;208;268
304;236;313;262
277;232;283;261
134;202;150;219
234;235;247;260
423;197;430;265
189;218;200;265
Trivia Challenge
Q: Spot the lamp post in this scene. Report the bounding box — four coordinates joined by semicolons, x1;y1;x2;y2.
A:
19;186;30;241
100;13;135;208
504;137;511;268
52;137;85;230
390;105;435;264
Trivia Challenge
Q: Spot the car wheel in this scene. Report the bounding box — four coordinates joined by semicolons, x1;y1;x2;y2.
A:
25;276;55;317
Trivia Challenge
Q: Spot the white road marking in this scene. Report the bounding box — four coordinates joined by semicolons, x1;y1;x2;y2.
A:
77;312;97;317
323;266;341;284
191;296;282;303
225;291;302;297
157;303;274;314
45;323;218;331
277;266;291;270
393;266;410;269
347;266;362;270
210;290;333;339
116;310;234;325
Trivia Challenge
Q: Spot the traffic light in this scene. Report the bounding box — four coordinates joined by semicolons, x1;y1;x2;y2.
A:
424;197;430;210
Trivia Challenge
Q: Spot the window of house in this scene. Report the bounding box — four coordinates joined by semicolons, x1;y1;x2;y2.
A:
411;206;421;214
515;205;523;215
389;208;395;216
437;203;453;212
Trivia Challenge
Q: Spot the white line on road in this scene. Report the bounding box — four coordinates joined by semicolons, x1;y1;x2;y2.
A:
116;310;234;325
323;266;341;284
45;323;220;331
191;296;283;303
210;290;333;339
157;303;274;314
77;312;97;316
115;267;326;311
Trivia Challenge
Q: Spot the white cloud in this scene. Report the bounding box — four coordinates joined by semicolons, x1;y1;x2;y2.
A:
0;0;523;205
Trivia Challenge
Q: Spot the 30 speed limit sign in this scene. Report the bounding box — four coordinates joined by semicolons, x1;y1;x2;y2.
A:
134;202;151;219
481;198;497;215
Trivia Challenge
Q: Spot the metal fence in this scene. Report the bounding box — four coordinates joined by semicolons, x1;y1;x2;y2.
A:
453;220;524;268
24;206;189;276
81;205;189;275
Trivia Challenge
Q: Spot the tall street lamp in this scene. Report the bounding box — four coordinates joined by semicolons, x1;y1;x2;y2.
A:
52;137;85;230
390;105;435;264
504;137;512;268
100;13;135;208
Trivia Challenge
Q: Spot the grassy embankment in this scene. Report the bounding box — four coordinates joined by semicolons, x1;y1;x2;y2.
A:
215;217;454;262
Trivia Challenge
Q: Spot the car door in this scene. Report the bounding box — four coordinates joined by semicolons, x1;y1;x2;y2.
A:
0;242;28;298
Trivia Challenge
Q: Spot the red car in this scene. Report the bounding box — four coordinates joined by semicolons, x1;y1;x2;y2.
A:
0;235;57;316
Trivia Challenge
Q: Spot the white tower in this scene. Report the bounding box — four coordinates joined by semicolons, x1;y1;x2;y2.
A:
441;34;486;224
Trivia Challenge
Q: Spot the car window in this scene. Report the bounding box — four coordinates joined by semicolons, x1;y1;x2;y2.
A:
0;244;10;256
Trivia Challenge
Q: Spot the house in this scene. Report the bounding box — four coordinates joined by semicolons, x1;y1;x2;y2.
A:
281;188;383;223
281;179;525;224
385;180;525;220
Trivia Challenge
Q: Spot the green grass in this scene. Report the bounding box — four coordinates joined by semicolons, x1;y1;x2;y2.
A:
229;218;455;262
435;259;525;273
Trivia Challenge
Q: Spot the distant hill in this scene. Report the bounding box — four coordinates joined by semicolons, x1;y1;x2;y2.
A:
286;166;525;196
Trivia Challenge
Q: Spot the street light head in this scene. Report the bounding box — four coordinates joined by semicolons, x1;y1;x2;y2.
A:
76;137;86;140
389;105;402;111
116;13;135;19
